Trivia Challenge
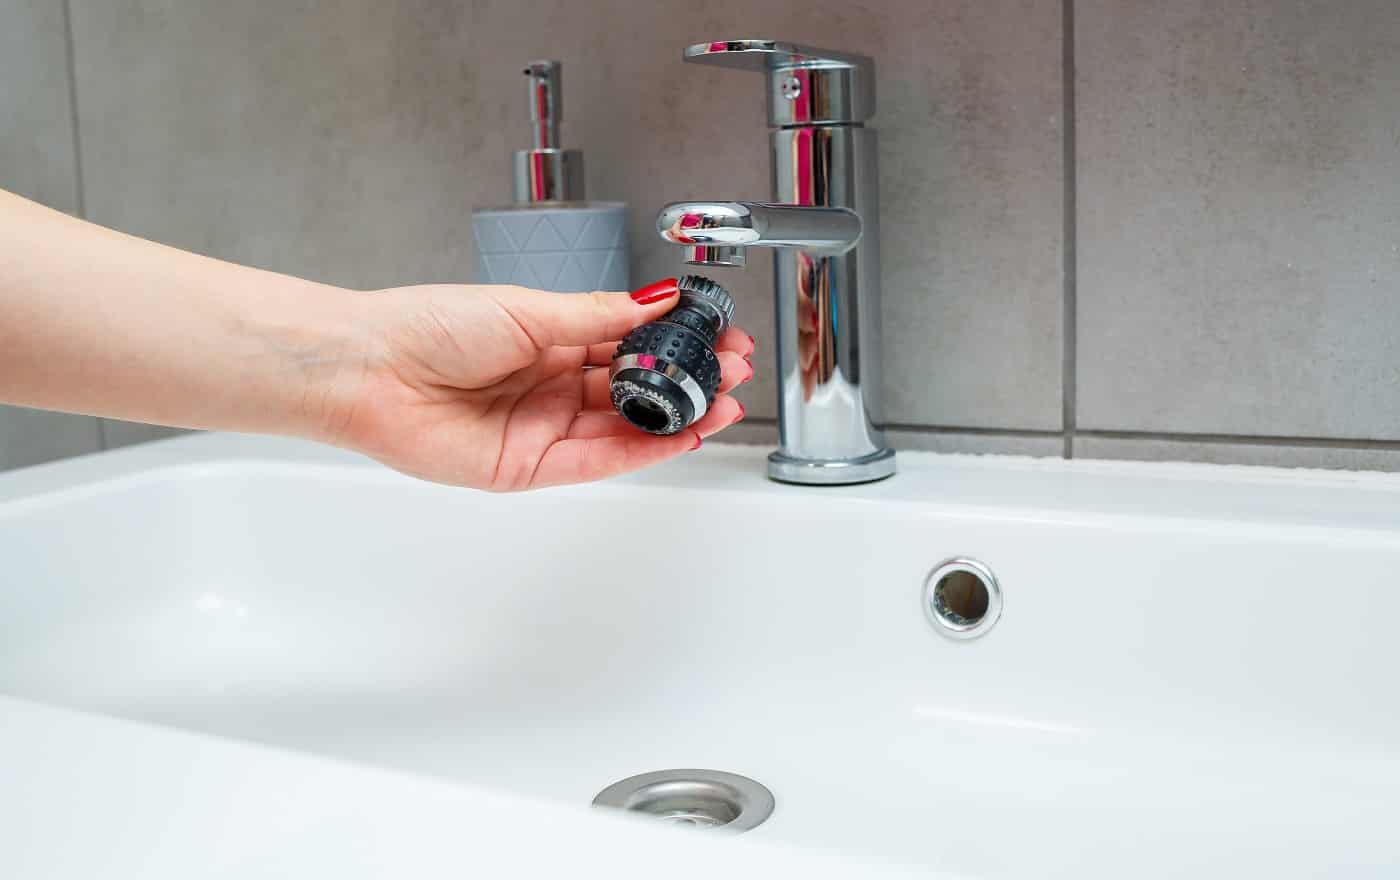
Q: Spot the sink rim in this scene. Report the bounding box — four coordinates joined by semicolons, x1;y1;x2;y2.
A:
3;432;1399;543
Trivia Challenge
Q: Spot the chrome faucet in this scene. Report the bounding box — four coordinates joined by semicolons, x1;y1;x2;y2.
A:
656;40;894;484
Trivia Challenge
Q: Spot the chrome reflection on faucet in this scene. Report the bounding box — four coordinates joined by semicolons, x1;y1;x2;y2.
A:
656;40;894;484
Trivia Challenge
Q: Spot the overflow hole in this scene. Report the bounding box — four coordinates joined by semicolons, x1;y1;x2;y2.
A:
923;559;1003;640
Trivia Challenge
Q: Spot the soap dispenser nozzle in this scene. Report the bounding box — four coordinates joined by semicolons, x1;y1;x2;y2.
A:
513;59;584;204
524;60;560;149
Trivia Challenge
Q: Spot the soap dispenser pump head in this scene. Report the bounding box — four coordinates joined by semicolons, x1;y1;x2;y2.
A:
524;60;560;149
513;59;584;204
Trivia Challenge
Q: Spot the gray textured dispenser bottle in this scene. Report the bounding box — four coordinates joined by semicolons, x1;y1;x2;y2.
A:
472;61;629;292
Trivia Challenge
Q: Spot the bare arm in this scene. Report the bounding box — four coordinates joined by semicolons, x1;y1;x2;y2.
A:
0;190;753;488
0;188;362;437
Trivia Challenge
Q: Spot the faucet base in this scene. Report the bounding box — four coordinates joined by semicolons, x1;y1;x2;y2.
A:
767;448;896;486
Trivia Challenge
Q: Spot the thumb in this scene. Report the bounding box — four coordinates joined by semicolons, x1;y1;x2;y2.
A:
490;279;680;348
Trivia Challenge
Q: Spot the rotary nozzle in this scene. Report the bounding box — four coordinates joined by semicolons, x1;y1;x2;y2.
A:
609;275;735;435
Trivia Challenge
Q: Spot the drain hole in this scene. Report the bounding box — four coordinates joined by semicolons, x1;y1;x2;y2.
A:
593;770;775;833
624;781;742;827
934;569;990;625
924;558;1002;640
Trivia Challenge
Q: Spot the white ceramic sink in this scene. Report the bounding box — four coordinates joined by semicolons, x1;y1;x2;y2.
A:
2;433;1399;877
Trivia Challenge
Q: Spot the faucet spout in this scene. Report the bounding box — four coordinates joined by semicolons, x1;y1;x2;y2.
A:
657;201;861;266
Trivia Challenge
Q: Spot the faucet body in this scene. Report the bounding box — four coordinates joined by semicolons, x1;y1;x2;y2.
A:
657;40;894;484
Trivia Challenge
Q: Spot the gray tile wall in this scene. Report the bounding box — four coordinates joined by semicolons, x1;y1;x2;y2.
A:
4;0;1399;473
1076;0;1400;445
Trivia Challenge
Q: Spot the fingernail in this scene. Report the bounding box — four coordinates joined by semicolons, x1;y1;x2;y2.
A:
631;278;679;305
742;363;754;384
733;402;746;424
689;431;703;452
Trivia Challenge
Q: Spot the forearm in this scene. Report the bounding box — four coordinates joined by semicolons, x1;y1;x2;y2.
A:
0;189;366;440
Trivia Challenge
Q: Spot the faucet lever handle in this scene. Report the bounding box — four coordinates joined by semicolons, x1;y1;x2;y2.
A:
683;39;875;126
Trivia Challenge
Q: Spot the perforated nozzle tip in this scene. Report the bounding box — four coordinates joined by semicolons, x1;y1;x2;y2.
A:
676;274;736;332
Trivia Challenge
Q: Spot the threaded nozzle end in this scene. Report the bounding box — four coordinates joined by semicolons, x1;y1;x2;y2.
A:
676;274;736;332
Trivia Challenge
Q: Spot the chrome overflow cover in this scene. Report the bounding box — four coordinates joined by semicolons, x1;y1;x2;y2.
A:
923;558;1003;640
592;769;775;833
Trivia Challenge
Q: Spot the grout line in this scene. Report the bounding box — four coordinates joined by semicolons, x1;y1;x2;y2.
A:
720;418;1400;454
886;423;1062;439
59;0;87;219
737;419;1061;440
1077;430;1400;452
1060;0;1078;460
886;424;1400;453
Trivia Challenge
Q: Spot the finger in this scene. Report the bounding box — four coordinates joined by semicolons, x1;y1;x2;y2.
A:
566;411;632;439
488;344;590;398
582;366;613;410
717;351;753;394
487;281;680;349
717;326;756;358
528;431;700;489
799;332;819;372
692;394;744;439
584;340;622;366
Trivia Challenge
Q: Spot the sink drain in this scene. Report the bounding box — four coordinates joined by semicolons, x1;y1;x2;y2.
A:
592;770;775;832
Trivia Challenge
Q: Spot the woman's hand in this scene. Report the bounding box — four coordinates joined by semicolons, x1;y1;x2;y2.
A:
0;190;751;489
324;283;754;491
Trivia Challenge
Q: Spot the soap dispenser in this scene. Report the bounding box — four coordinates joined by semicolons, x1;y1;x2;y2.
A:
472;61;630;293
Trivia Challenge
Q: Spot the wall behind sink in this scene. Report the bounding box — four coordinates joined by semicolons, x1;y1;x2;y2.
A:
3;0;1399;472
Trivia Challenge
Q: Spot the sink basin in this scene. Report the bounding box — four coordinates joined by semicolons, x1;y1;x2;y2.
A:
2;433;1398;877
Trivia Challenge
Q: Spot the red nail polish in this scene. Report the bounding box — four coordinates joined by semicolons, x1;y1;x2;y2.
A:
631;278;679;305
743;363;755;384
734;402;746;424
689;431;703;451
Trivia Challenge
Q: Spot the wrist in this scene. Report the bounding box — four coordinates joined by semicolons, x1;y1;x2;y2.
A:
271;282;378;446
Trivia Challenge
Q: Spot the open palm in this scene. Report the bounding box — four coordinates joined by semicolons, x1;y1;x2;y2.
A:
329;283;752;490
